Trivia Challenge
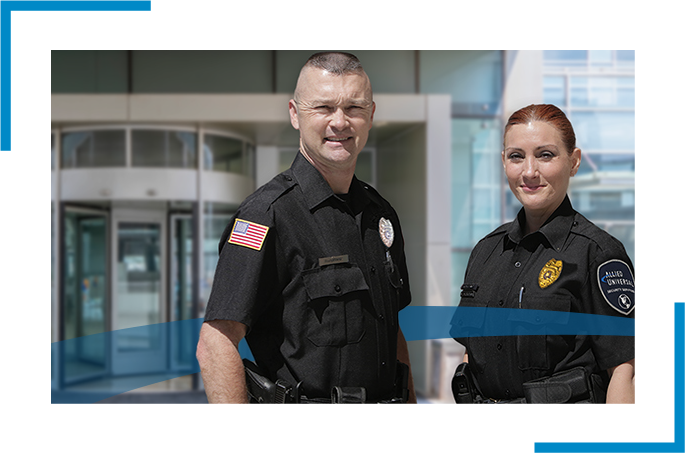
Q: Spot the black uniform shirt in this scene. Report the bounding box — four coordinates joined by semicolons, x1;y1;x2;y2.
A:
453;196;634;400
204;153;411;401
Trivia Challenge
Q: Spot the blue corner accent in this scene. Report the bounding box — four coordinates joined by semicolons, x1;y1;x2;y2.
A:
0;1;152;151
535;303;684;453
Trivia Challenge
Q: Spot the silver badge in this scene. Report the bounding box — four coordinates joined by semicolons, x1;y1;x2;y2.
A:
378;217;394;248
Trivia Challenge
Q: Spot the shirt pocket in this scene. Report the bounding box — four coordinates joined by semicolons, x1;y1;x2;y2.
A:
509;295;572;371
302;265;369;347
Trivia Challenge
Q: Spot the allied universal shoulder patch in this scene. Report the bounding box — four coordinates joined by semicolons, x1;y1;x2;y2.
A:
597;259;635;315
228;219;269;251
539;258;563;288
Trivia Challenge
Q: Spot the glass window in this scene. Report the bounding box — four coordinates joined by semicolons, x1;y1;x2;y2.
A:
589;50;612;67
61;130;126;168
575;153;635;175
420;51;503;114
571;111;635;151
132;129;197;168
543;76;565;106
451;118;501;249
616;50;635;70
569;187;635;221
543;50;587;67
203;134;246;174
569;76;635;108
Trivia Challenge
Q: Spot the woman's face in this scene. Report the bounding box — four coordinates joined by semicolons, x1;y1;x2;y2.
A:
503;121;581;220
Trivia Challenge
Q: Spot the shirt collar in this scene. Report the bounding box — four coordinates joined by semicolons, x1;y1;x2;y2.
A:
290;152;371;213
506;195;575;251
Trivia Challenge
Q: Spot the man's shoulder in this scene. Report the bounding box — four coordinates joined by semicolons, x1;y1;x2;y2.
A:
217;171;297;254
240;170;298;217
358;180;394;208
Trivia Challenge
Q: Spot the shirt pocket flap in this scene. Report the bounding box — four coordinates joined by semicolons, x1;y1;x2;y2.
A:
302;265;370;300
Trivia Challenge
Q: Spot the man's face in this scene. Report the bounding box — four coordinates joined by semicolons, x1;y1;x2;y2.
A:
289;68;375;172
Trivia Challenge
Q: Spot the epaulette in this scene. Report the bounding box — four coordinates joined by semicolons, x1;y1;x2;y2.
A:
239;169;298;214
359;180;386;206
569;212;626;253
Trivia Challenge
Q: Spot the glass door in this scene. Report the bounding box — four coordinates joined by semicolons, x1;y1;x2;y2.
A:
170;214;195;371
62;207;109;384
111;208;167;375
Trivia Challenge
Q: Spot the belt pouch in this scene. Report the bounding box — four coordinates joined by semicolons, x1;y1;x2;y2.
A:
523;367;593;403
331;386;367;403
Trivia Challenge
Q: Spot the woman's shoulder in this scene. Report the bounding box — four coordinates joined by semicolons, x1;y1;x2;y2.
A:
571;211;630;258
467;222;513;259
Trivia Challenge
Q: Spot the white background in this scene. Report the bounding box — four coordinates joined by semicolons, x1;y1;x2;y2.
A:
0;1;678;452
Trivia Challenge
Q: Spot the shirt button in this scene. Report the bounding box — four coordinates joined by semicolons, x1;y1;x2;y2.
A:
498;300;504;306
497;343;502;351
284;175;292;181
379;314;385;321
381;361;386;367
370;266;376;274
334;285;341;293
514;261;521;268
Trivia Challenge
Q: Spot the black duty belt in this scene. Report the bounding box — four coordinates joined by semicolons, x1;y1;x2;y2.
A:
244;359;408;404
452;363;606;404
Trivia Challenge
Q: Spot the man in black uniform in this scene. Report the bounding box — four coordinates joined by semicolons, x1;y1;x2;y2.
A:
196;52;415;403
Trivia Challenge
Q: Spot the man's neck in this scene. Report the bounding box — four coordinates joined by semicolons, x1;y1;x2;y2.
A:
299;150;355;194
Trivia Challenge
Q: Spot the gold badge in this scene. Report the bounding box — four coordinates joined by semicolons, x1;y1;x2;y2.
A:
539;259;563;289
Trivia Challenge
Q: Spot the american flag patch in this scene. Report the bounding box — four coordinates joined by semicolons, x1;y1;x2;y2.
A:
228;219;269;251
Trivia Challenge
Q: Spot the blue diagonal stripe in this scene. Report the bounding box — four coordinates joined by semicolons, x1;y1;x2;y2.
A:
51;307;635;404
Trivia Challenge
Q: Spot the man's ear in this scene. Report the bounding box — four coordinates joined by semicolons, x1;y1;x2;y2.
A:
288;99;299;130
369;101;376;128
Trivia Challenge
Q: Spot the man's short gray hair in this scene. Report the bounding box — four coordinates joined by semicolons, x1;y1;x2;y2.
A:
293;52;370;103
303;52;365;75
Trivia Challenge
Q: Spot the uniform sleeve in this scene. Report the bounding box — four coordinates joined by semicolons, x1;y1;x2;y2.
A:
392;210;412;311
203;206;279;331
450;240;486;349
587;241;635;370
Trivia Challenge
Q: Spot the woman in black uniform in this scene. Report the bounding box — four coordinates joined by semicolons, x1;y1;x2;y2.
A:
452;104;634;403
